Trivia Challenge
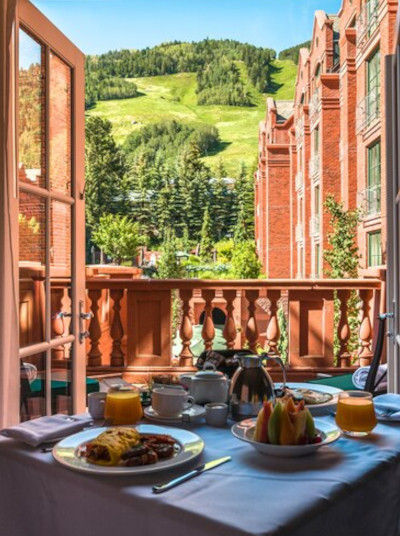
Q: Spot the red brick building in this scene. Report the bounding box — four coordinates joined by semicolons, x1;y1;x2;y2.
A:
256;0;398;278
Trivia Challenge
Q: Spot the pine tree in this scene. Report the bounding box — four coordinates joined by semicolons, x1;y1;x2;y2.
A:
177;142;211;240
211;159;230;241
200;206;214;262
232;161;255;237
157;229;184;278
85;116;126;228
233;203;251;243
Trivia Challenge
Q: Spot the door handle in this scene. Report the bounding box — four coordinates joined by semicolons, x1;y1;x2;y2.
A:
79;301;92;343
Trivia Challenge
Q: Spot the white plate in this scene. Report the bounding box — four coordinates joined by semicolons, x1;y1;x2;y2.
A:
144;405;205;424
231;418;341;457
52;424;204;475
275;382;342;416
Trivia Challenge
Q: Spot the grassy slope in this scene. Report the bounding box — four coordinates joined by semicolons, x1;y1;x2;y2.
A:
87;59;297;176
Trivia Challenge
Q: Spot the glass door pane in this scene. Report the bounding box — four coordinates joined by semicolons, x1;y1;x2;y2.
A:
49;52;72;195
18;29;45;188
19;191;46;348
18;27;77;421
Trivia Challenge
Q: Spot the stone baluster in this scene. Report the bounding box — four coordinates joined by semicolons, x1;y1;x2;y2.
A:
110;289;124;367
245;290;259;353
179;289;194;366
358;289;373;366
222;289;237;349
265;290;281;356
51;287;65;360
87;289;102;367
337;289;351;367
201;289;215;351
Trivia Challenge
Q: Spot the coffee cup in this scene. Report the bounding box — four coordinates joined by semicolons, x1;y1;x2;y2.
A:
88;392;107;419
152;387;194;417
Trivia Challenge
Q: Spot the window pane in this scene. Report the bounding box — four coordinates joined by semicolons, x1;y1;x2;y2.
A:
18;29;45;188
368;231;382;267
49;52;72;194
50;201;72;335
19;192;46;347
51;344;73;415
20;352;46;422
367;141;381;215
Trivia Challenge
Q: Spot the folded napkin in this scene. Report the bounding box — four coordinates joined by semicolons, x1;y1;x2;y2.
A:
374;394;400;421
352;364;387;391
0;413;93;447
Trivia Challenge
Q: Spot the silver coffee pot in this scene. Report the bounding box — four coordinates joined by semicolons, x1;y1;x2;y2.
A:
229;353;286;421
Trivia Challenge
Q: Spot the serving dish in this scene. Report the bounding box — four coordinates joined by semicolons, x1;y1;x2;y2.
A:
53;424;204;475
231;417;341;457
275;382;342;416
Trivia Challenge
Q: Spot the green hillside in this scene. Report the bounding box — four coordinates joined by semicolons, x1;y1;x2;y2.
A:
87;58;296;175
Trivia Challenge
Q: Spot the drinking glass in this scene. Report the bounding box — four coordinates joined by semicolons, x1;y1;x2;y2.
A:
105;386;143;425
335;390;377;437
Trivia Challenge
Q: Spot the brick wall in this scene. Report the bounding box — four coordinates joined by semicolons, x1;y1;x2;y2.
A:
256;0;398;279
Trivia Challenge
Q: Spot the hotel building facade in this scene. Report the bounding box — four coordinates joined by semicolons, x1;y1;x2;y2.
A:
255;0;398;279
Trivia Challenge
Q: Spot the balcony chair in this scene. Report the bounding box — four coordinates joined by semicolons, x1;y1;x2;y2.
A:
307;315;387;395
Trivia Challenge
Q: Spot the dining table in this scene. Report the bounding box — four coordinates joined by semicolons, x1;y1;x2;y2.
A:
1;415;400;536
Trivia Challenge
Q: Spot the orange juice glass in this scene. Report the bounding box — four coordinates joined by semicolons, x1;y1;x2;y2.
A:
105;387;143;425
335;391;377;437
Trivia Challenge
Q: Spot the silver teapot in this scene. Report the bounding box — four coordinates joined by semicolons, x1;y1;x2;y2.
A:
229;353;286;421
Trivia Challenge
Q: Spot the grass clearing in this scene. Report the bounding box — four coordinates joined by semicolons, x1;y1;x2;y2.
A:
87;59;297;175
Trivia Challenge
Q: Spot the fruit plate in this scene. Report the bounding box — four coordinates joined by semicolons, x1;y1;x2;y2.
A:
52;424;204;475
231;418;341;457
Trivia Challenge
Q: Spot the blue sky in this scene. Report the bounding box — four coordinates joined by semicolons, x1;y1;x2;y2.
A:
32;0;342;55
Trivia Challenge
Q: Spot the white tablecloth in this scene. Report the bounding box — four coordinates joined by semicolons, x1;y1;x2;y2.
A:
1;416;400;536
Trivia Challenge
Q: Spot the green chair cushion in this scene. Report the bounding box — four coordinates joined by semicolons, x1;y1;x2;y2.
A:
307;373;358;391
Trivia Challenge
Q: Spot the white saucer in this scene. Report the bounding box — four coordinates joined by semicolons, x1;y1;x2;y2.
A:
144;404;205;424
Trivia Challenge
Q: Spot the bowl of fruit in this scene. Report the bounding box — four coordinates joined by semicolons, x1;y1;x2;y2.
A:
231;395;341;457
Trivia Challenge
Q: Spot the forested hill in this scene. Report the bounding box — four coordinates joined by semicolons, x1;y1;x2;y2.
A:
85;39;276;109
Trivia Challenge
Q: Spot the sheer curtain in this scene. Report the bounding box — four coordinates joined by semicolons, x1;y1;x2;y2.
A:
0;0;20;427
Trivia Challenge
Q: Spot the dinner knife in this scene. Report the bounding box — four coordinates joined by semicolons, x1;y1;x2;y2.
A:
152;456;231;493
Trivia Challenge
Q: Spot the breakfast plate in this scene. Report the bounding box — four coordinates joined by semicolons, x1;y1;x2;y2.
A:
53;424;204;475
231;418;341;457
275;382;342;416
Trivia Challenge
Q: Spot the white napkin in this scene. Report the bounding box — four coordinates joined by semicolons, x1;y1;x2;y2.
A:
352;364;387;391
374;394;400;421
0;413;93;447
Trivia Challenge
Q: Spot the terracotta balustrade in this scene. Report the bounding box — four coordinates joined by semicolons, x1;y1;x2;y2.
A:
83;277;383;382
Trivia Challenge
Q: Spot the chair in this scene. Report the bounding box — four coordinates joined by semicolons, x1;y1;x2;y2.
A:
308;315;387;395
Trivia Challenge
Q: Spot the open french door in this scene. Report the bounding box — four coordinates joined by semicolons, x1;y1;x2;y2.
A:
386;11;400;393
16;0;86;418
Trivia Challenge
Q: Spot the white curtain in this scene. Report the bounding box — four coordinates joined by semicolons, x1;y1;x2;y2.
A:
0;0;20;427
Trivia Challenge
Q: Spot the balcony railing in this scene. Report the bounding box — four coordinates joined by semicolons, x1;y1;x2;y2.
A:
356;0;379;48
295;223;304;242
356;87;380;132
358;185;381;217
309;153;320;179
310;215;320;237
80;278;383;378
295;171;303;191
309;90;321;125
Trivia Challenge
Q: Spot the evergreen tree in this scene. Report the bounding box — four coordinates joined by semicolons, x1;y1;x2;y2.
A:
85;116;126;228
200;206;214;262
157;230;185;278
211;160;230;241
177;143;211;239
233;161;255;237
233;203;251;243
